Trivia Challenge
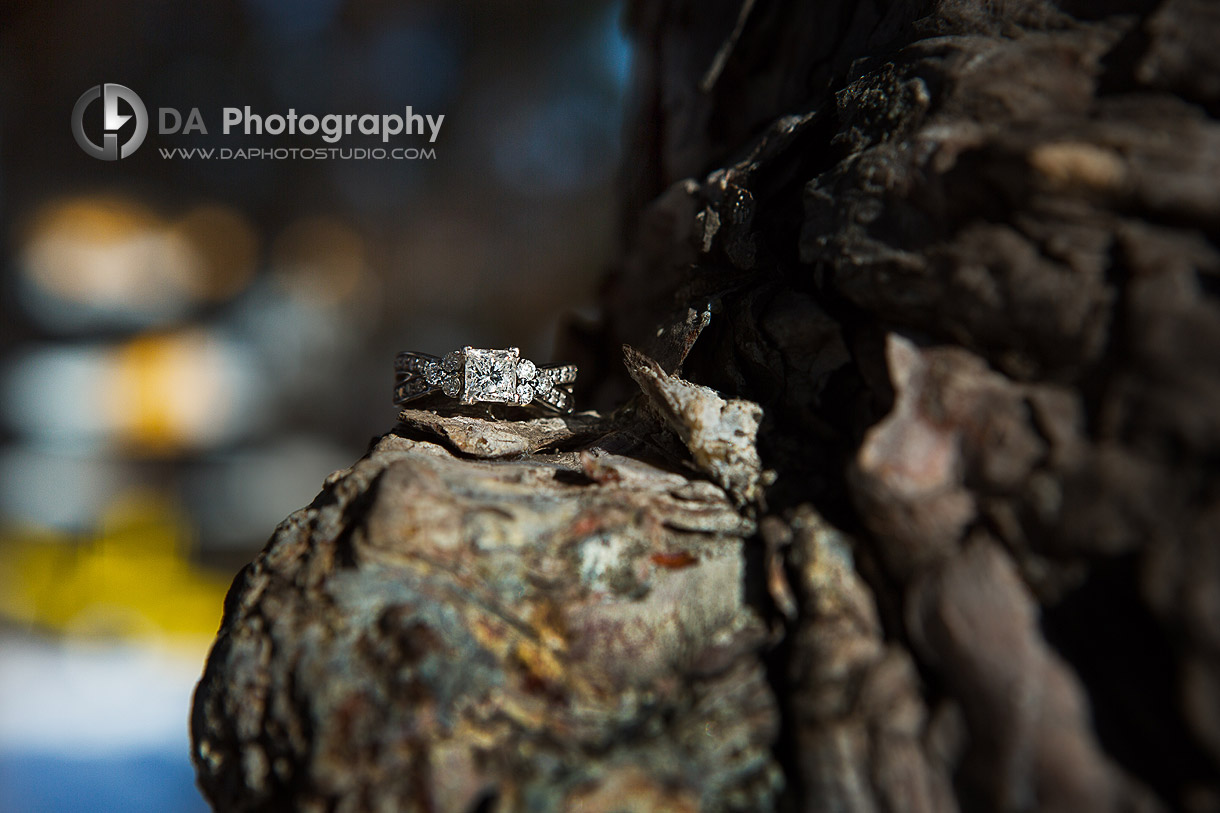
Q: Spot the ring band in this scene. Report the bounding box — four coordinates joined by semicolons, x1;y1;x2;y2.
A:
394;347;577;414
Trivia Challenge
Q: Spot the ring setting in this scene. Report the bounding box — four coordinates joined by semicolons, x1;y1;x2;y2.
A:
395;347;577;414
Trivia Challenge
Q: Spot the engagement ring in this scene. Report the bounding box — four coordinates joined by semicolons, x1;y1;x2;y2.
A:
394;347;577;414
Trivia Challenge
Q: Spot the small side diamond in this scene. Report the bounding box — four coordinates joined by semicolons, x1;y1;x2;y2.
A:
517;359;537;381
516;381;535;404
533;384;572;413
442;374;462;398
423;361;444;386
442;351;463;372
550;365;578;385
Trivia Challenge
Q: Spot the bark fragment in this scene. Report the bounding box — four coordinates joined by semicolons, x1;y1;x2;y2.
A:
624;345;772;509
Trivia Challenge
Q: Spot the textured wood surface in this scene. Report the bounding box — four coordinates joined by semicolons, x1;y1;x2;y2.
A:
194;1;1220;810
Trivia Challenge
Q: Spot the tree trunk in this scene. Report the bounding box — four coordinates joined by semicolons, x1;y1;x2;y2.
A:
192;1;1220;810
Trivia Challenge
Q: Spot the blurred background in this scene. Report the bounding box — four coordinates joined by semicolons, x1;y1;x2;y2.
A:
0;2;631;809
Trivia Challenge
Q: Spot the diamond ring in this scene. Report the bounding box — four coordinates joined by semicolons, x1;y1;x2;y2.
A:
394;347;577;414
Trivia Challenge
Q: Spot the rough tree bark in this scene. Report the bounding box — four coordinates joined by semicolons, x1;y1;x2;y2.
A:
193;1;1220;811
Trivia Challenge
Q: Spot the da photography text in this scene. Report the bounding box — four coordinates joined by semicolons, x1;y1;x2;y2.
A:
161;106;445;144
72;83;444;162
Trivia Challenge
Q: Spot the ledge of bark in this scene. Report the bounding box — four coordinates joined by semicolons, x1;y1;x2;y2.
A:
193;353;785;812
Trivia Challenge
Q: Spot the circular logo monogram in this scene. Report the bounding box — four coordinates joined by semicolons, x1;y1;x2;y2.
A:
72;83;148;160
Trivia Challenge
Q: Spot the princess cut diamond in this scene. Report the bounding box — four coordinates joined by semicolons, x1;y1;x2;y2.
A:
462;347;519;404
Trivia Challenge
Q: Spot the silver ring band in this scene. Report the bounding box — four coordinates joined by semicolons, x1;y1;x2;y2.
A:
394;347;577;414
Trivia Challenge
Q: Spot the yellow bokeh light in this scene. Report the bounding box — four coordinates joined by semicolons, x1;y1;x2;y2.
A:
0;490;230;652
19;195;197;308
17;195;260;318
105;330;248;455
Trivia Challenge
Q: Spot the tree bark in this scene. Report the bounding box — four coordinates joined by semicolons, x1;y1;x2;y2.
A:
193;1;1220;810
